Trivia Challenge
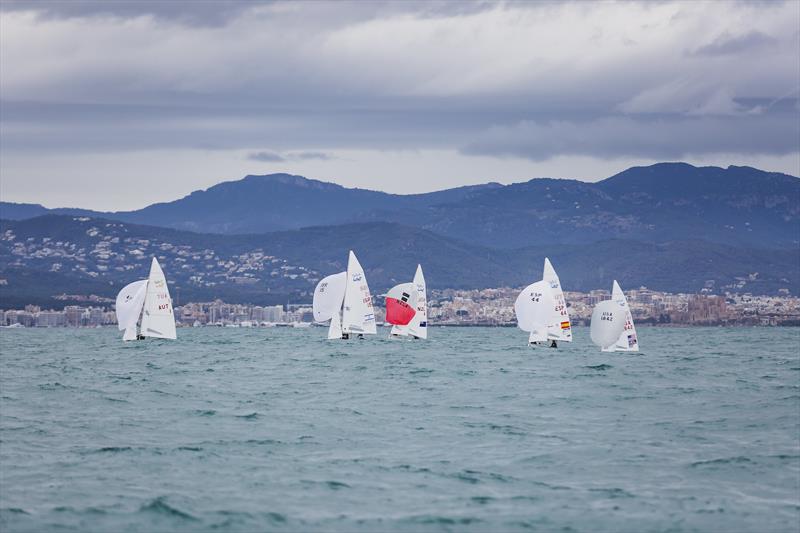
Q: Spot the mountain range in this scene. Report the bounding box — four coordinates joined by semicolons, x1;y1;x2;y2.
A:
3;163;798;249
1;162;798;307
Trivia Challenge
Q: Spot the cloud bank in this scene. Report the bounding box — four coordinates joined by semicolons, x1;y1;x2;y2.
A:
0;0;797;208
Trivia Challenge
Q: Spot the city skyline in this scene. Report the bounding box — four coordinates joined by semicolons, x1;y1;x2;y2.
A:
5;287;799;329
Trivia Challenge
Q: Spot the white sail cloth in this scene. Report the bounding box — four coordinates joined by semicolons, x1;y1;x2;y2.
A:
140;257;177;340
590;299;625;349
609;280;639;351
341;251;377;335
313;272;347;322
515;280;555;341
407;264;428;339
116;279;147;339
543;258;572;342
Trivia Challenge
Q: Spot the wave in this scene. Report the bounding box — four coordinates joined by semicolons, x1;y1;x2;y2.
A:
691;456;754;468
138;497;198;522
585;364;613;370
84;446;134;454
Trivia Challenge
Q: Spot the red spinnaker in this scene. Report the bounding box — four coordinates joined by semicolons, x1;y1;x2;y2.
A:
385;297;416;325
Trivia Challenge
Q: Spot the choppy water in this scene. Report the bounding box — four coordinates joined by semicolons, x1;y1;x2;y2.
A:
1;326;798;532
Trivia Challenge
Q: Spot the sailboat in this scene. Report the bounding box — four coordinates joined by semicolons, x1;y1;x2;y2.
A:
514;279;555;345
386;264;428;339
514;257;570;347
607;280;639;352
543;258;572;344
312;251;377;339
589;280;639;352
115;257;177;341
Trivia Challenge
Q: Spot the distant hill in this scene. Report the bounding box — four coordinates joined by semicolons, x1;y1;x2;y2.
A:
2;163;797;248
1;215;796;307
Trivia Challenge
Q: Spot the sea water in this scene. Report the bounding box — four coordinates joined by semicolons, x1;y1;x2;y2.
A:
1;326;798;532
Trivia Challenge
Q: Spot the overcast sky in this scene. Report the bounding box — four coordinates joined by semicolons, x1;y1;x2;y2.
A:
1;0;798;210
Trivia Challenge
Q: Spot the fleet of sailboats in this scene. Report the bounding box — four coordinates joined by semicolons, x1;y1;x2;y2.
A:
115;253;639;352
115;257;176;341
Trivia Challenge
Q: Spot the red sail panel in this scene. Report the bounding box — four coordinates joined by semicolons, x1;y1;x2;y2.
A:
385;297;416;325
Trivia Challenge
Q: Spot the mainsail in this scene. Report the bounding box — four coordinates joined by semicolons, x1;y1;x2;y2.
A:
140;258;177;340
515;280;555;343
407;264;428;339
590;299;625;350
116;279;147;341
609;280;639;352
543;258;572;342
341;251;377;335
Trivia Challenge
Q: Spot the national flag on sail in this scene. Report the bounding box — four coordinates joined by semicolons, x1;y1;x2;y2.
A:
560;321;570;329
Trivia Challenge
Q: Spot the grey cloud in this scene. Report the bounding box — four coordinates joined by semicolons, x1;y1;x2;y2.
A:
0;0;494;28
247;151;285;162
461;112;800;161
1;1;797;167
691;31;778;56
292;151;335;161
0;0;261;26
246;150;336;163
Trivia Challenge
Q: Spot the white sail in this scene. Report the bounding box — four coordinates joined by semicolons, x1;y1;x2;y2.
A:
122;326;138;341
341;251;377;335
407;265;428;339
514;280;555;341
140;258;177;340
543;258;572;342
528;329;548;344
115;279;148;340
610;280;639;351
327;311;343;340
590;299;625;350
313;272;347;322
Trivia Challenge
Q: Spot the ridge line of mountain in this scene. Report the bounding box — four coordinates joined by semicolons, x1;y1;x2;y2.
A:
3;161;796;214
2;162;798;250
